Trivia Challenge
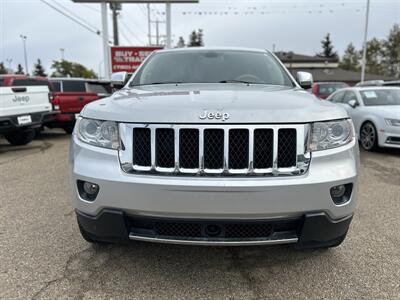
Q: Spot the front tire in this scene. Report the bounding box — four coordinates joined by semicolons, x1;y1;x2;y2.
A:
4;129;35;146
360;122;378;151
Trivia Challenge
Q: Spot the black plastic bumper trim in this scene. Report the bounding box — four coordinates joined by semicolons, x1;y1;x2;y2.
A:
75;209;353;246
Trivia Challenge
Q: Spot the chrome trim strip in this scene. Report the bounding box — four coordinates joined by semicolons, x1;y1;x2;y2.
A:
129;234;298;246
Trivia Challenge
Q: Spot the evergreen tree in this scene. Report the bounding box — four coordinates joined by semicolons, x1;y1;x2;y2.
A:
382;23;400;78
364;38;385;75
339;43;360;71
188;29;204;47
176;37;186;48
33;59;47;77
15;64;24;74
0;62;7;74
188;30;198;47
318;33;337;58
197;29;204;46
51;60;97;78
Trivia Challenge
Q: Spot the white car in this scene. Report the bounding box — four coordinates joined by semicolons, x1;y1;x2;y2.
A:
327;87;400;151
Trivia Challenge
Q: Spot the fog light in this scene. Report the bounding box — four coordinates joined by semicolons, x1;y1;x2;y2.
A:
77;180;99;201
83;182;99;195
330;183;353;205
330;185;346;198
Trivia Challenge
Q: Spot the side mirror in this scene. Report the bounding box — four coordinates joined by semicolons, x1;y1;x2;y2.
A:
348;99;359;108
296;71;313;90
111;72;128;89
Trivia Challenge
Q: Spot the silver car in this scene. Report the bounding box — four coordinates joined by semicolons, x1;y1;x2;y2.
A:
70;48;359;249
327;87;400;151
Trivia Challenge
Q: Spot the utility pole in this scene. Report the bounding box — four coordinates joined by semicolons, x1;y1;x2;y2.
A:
59;48;65;60
147;3;152;45
20;35;29;75
110;2;121;46
361;0;370;82
100;2;111;79
166;2;171;48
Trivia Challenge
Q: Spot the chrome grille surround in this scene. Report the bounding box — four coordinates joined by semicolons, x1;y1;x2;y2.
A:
119;123;311;176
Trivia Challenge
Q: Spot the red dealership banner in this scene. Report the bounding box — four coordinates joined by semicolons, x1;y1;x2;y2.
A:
110;46;163;73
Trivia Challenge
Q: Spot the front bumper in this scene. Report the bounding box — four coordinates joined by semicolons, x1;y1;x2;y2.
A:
378;125;400;149
70;134;358;245
76;209;353;247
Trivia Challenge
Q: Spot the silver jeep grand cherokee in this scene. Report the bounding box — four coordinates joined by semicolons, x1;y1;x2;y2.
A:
70;48;359;249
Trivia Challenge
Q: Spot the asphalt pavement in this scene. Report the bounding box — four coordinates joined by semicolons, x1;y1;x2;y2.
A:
1;129;399;299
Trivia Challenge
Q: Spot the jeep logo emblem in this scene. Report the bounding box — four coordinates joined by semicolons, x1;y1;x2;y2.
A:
199;110;230;121
12;95;30;103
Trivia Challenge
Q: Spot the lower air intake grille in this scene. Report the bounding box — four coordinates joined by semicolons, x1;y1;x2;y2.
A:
129;217;301;240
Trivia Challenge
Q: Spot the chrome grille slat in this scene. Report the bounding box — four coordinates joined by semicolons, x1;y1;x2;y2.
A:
119;124;311;176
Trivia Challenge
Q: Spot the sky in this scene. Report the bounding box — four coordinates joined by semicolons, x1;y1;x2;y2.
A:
1;0;399;77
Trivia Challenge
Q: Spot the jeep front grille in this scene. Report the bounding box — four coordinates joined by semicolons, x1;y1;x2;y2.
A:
119;124;310;176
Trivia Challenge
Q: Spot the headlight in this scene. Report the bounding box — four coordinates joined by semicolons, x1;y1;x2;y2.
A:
310;119;354;151
385;119;400;127
77;118;120;149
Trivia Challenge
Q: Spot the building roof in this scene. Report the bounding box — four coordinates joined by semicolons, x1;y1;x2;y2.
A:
290;68;394;83
274;51;338;63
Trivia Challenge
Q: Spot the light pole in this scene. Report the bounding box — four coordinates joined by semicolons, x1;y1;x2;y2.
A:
60;48;65;60
361;0;370;82
20;35;29;75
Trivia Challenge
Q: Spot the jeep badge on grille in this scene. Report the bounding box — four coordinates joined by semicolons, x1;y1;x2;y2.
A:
199;110;230;121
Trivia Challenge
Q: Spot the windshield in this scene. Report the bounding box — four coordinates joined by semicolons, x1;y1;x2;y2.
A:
360;89;400;106
12;78;53;91
130;50;294;87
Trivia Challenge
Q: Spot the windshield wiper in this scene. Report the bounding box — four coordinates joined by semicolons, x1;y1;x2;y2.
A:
219;79;256;84
132;81;183;86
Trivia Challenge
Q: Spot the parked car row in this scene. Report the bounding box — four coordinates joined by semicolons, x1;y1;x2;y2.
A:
0;75;111;145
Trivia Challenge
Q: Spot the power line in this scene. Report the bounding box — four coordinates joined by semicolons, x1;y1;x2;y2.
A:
49;0;99;31
39;0;101;36
119;15;146;45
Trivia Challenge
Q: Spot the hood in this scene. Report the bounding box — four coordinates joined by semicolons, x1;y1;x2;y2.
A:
82;83;348;124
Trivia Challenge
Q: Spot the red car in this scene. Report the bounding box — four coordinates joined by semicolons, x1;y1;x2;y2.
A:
48;78;111;133
311;82;349;99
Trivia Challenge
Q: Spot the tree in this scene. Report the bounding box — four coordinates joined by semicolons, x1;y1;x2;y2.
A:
339;43;360;71
188;29;204;47
15;64;24;74
382;23;400;78
51;60;97;78
364;38;385;75
318;33;337;58
176;36;186;48
33;59;47;77
0;62;7;74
